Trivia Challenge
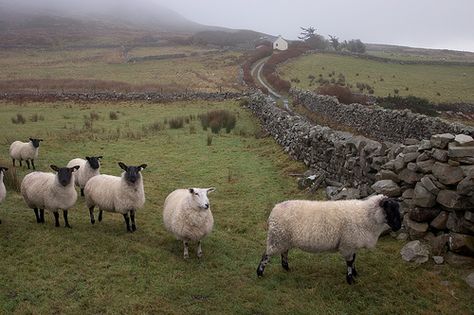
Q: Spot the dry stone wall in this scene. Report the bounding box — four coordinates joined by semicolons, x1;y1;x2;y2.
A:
291;89;474;143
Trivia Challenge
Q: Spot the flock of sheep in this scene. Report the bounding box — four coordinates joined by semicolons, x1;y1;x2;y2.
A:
1;138;402;284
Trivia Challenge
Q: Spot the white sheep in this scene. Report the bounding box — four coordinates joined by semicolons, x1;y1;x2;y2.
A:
0;166;8;224
21;165;80;227
67;156;103;196
84;162;147;232
163;187;215;259
256;194;401;284
9;138;43;170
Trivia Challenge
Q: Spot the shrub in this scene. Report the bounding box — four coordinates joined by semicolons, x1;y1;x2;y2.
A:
0;161;20;192
11;113;26;124
207;134;213;146
29;114;44;122
189;125;196;134
377;95;438;116
169;117;184;129
90;111;100;120
199;110;237;134
109;111;119;120
316;84;368;105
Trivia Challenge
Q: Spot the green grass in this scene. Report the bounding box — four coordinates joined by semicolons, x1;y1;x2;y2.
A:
279;53;474;103
0;100;473;314
0;47;243;92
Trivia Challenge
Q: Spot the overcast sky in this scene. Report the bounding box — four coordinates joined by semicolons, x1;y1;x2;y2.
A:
2;0;474;52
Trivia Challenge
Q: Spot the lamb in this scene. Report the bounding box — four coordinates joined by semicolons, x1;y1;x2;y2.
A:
21;164;80;228
0;166;8;224
256;194;401;284
85;162;147;232
67;156;103;197
163;187;215;259
9;138;43;170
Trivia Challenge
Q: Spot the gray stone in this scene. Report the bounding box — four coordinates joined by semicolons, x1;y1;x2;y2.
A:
403;145;419;153
448;159;461;167
405;139;419;146
431;149;449;162
437;190;470;210
393;157;406;172
407;162;419;172
448;233;474;256
416;159;435;173
454;134;474;146
371;180;401;197
465;211;474;222
404;215;429;239
432;256;444;264
452;157;474;164
445;252;474;266
399;169;423;185
416;151;431;162
420;175;441;195
432;162;464;185
466;272;474;289
381;160;395;171
461;165;474;177
409;207;440;223
400;240;430;263
413;182;437;207
431;234;449;255
430;211;449;230
396;232;409;241
332;187;360;200
375;170;400;183
447;212;473;234
325;186;340;199
403;152;420;163
418;140;432;151
448;142;474;158
430;133;454;149
402;189;414;199
457;176;474;196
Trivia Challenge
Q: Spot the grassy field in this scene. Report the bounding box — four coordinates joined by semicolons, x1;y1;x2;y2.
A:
279;53;474;103
0;46;243;92
0;100;473;314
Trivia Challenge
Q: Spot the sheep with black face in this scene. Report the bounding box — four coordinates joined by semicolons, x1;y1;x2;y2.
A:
163;187;215;259
21;165;80;227
84;162;147;232
67;156;103;196
9;138;43;169
256;195;401;284
0;166;8;224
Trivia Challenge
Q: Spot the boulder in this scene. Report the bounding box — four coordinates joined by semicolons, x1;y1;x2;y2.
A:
430;211;449;230
393;157;406;172
432;256;444;264
404;215;429;239
371;180;401;197
420;175;441;195
448;233;474;256
445;252;474;266
399;169;423;185
430;234;449;255
465;211;474;222
454;134;474;146
437;190;470;210
448;142;474;158
413;182;437;207
400;240;430;263
375;170;400;183
457;176;474;196
430;133;454;149
461;165;474;177
403;145;419;153
466;272;474;289
416;159;435;173
416;151;431;162
446;212;473;234
431;149;448;162
409;207;441;223
432;162;464;185
402;189;414;199
403;152;420;163
418;140;432;151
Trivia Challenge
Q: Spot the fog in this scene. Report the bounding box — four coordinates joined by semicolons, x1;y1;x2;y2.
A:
2;0;473;52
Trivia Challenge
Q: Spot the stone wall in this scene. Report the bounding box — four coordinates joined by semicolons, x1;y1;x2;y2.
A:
291;89;474;143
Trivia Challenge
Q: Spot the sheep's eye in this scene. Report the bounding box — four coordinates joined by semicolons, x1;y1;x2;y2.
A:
195;193;199;196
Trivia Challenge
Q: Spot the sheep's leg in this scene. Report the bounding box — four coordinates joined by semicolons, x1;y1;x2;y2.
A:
281;251;290;271
123;213;132;232
130;210;137;232
80;188;84;197
89;207;95;224
257;253;271;277
12;158;15;167
345;253;357;285
53;211;60;227
31;159;36;170
26;160;30;169
197;241;203;258
40;209;45;223
19;160;22;167
98;210;103;222
183;241;190;259
63;210;71;228
351;253;357;277
33;208;41;223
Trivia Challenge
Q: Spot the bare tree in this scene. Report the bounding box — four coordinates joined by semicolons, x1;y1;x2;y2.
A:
298;26;316;40
328;35;340;51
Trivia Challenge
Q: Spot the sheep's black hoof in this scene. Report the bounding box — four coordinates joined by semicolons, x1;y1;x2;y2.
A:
55;223;60;227
132;225;137;232
352;268;358;277
257;266;265;277
91;219;95;225
65;224;72;229
282;261;289;271
346;274;355;285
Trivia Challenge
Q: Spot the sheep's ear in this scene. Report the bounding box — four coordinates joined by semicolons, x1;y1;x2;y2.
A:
50;165;59;172
189;188;195;194
118;162;128;171
29;138;34;141
85;156;91;161
207;187;216;194
4;167;8;172
139;164;147;170
70;165;80;172
97;156;103;159
39;139;43;142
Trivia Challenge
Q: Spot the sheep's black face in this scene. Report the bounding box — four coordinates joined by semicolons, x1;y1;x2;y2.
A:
118;162;147;184
86;156;102;170
381;198;401;231
51;165;80;187
0;166;8;174
29;138;43;148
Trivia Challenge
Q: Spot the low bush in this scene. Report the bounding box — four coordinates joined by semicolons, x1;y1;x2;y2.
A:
11;114;26;124
316;84;368;105
199;110;237;134
377;95;438;116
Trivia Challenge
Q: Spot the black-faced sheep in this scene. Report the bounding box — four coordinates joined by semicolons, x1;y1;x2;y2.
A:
9;138;43;170
256;195;401;284
67;156;103;196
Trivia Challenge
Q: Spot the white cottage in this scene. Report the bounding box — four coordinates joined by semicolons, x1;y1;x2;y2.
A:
273;35;288;51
